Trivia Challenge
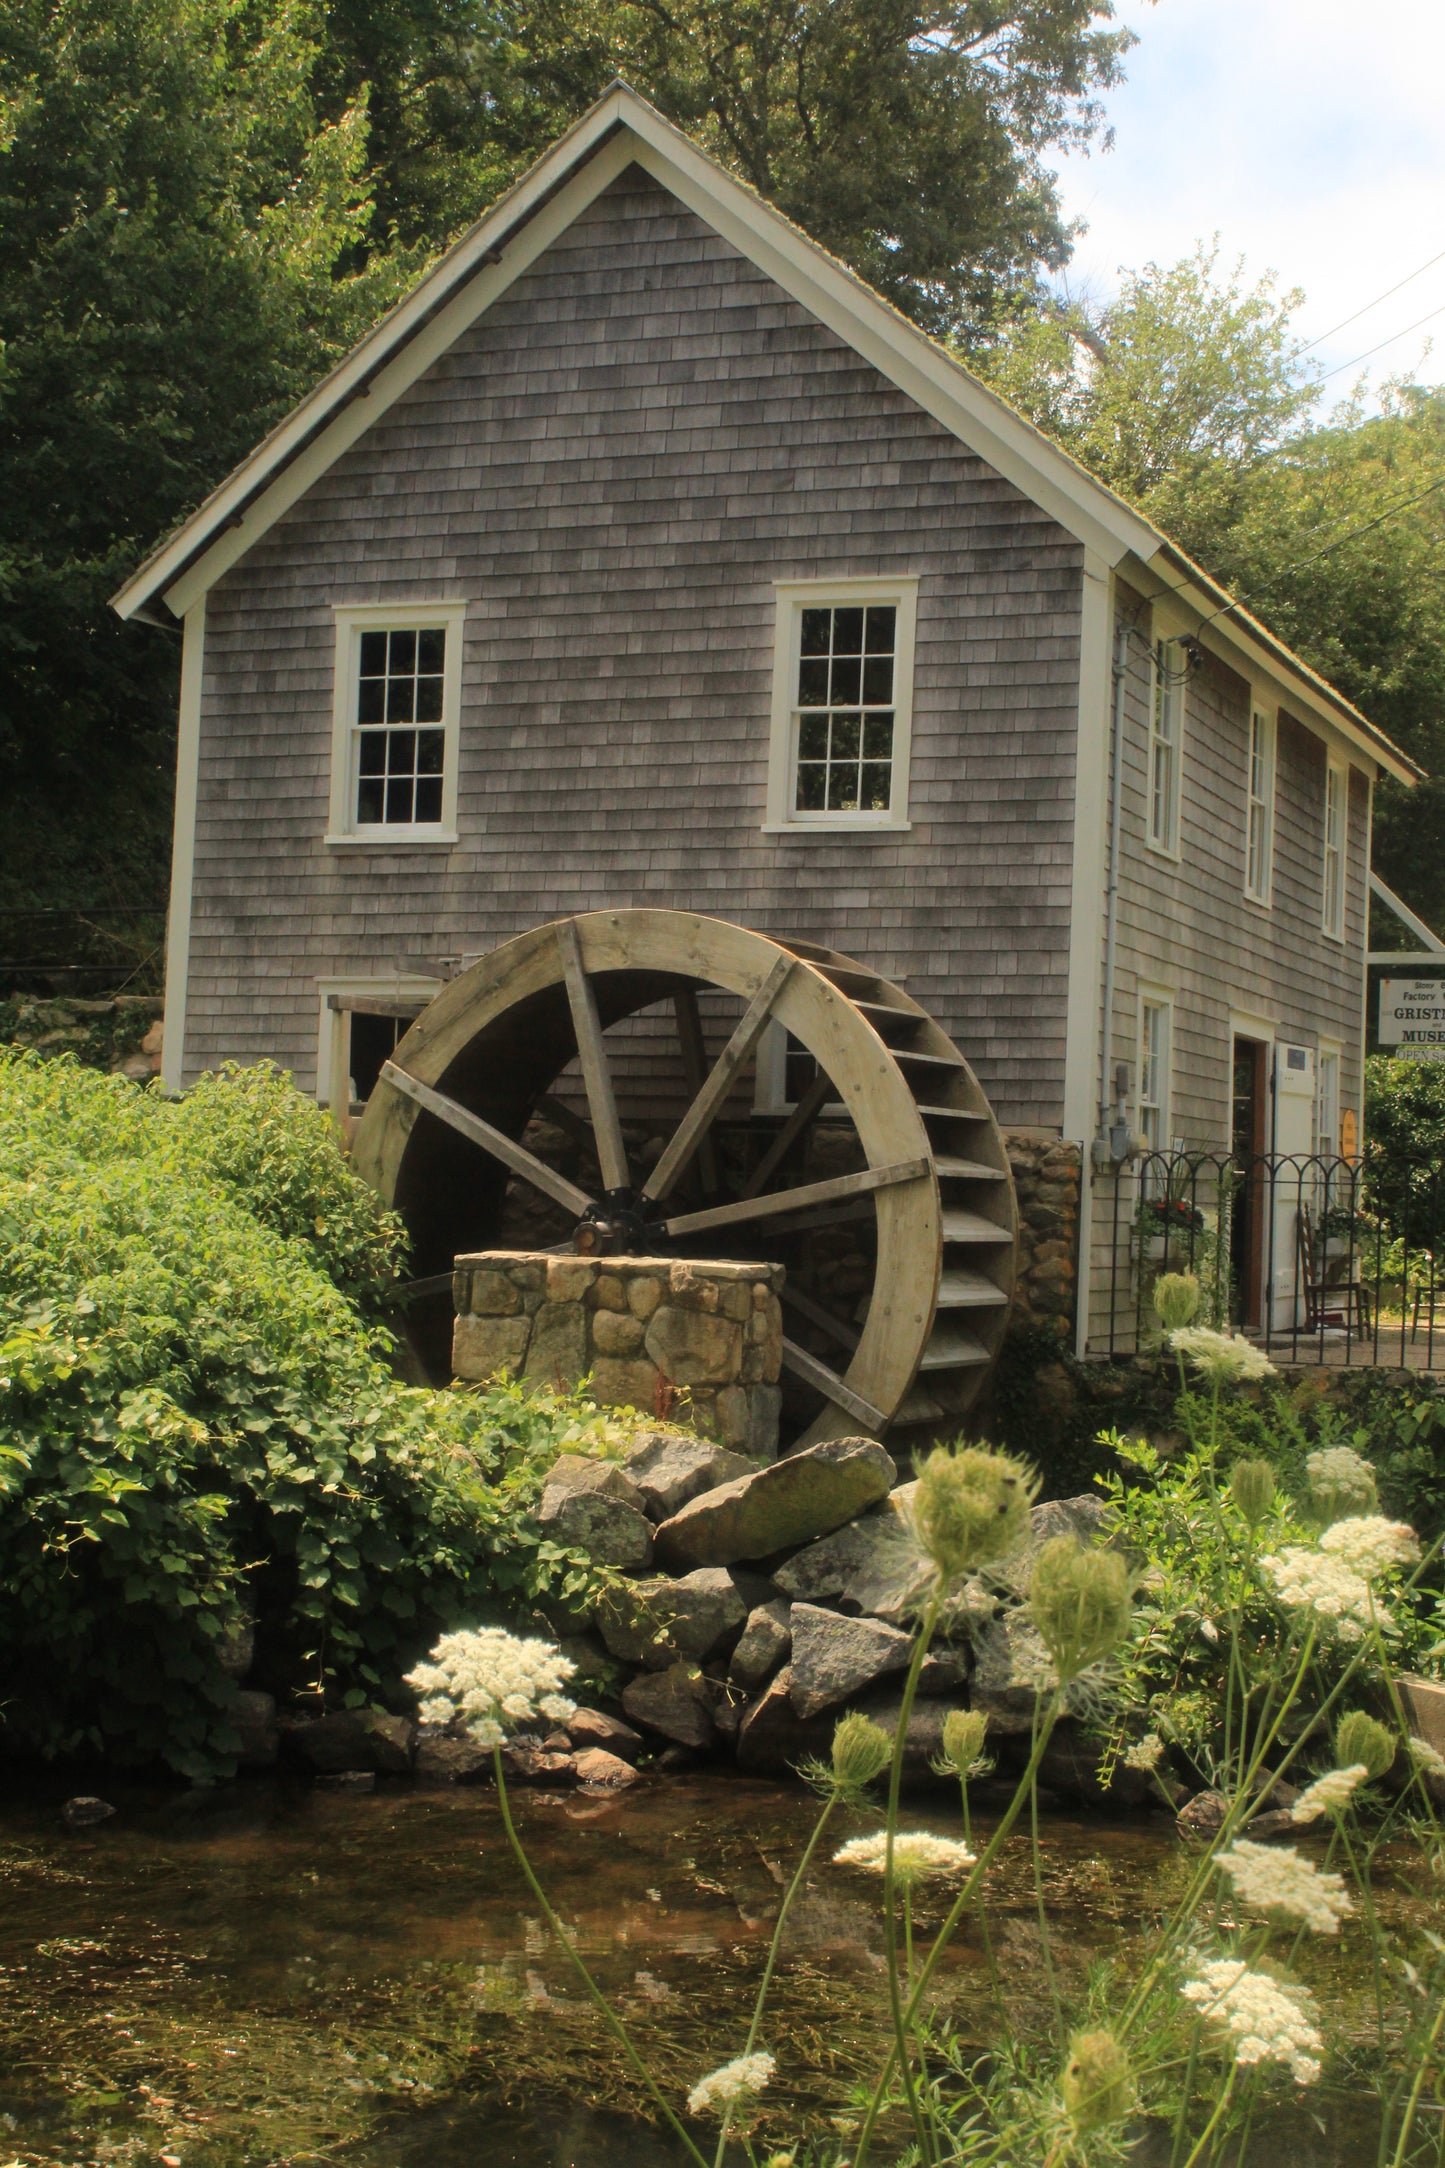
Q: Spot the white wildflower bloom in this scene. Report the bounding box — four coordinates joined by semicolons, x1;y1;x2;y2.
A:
1181;1958;1322;2084
1407;1736;1445;1779
1123;1733;1165;1771
1318;1516;1420;1581
1215;1840;1353;1934
1169;1326;1275;1382
403;1628;576;1745
686;2052;776;2119
1259;1547;1378;1640
1305;1446;1376;1510
832;1831;977;1885
1290;1766;1369;1823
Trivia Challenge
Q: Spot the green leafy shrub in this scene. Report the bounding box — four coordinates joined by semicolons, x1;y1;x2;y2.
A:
0;1051;609;1779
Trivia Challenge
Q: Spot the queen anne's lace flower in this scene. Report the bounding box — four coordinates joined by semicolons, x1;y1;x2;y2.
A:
1215;1840;1353;1933
1169;1326;1275;1382
1259;1547;1378;1640
686;2052;775;2119
1407;1736;1445;1780
405;1628;576;1747
1317;1515;1420;1581
1181;1958;1322;2084
1305;1446;1376;1513
1123;1733;1165;1771
1290;1765;1369;1823
833;1831;977;1886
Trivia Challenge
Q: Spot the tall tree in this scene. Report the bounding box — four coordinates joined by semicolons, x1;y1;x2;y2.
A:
0;0;409;923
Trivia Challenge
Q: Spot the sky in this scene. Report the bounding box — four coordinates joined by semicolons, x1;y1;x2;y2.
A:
1048;0;1445;406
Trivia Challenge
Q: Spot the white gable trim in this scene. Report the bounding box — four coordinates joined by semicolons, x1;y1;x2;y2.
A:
112;83;1156;626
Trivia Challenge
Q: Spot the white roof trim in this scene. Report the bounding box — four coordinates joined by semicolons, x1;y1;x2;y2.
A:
111;81;1157;625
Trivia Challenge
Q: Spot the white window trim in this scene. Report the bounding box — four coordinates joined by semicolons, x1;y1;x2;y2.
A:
1137;986;1174;1155
763;576;917;834
1322;756;1347;942
1316;1039;1343;1157
325;601;466;847
1145;638;1183;860
1244;704;1276;907
753;1019;847;1116
316;973;444;1120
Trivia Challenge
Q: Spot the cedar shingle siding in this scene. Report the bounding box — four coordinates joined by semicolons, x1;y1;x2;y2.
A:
187;167;1085;1123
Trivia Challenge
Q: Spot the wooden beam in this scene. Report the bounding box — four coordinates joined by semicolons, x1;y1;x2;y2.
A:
781;1337;886;1432
672;987;719;1195
740;1066;833;1200
555;918;630;1193
662;1155;929;1239
379;1061;593;1218
326;993;430;1019
780;1282;859;1354
641;951;796;1203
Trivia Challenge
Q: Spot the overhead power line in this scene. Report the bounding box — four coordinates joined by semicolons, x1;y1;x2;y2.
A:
1299;242;1445;356
1321;300;1445;382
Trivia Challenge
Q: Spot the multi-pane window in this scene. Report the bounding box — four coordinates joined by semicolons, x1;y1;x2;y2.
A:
1245;709;1275;903
355;627;447;827
793;604;896;817
1323;759;1346;940
1139;998;1172;1154
1149;639;1182;853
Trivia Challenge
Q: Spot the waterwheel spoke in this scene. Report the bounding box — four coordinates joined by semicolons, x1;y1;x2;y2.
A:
661;1156;929;1239
556;918;631;1194
780;1338;886;1432
641;952;796;1204
671;987;719;1196
780;1282;859;1354
740;1065;834;1201
379;1061;595;1218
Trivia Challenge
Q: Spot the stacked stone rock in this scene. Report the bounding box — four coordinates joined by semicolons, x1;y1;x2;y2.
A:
454;1252;783;1456
530;1426;1135;1798
1003;1130;1081;1330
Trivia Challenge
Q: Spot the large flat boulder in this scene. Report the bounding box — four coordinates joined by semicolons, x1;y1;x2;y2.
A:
567;1707;644;1762
774;1482;930;1622
623;1433;754;1520
653;1438;896;1570
596;1568;748;1668
788;1604;913;1719
541;1453;646;1513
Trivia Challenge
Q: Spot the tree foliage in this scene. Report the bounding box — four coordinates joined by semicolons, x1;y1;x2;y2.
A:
0;1052;616;1778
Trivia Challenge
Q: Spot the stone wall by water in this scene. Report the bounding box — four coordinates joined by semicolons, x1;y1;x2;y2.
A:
453;1252;784;1457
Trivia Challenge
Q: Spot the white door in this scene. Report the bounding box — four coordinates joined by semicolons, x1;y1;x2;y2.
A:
1269;1044;1316;1328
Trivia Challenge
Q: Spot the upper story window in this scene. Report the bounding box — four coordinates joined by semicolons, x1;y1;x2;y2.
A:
1147;639;1183;855
1245;707;1275;905
1322;757;1347;941
765;578;917;833
327;602;465;847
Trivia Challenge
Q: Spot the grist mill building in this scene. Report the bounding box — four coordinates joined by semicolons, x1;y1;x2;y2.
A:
113;84;1417;1384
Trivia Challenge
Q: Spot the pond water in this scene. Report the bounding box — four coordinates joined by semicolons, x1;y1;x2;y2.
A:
0;1773;1403;2166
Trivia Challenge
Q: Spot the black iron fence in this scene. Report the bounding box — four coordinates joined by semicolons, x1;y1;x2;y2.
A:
1099;1149;1445;1369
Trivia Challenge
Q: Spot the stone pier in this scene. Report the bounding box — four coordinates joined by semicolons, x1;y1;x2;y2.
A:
452;1252;784;1458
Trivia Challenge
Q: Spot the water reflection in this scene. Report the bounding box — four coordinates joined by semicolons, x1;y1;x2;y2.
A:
0;1773;1397;2166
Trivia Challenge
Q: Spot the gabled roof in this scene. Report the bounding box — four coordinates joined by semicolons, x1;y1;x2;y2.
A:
111;82;1418;785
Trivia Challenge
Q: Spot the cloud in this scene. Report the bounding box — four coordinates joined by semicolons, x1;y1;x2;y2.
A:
1049;0;1445;395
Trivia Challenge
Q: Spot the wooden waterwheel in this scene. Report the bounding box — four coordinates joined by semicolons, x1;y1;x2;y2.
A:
351;910;1017;1447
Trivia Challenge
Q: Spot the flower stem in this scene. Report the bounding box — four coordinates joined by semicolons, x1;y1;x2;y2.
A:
490;1749;710;2167
880;1586;943;2165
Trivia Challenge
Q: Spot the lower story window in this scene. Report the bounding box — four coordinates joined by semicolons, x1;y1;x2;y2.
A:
1139;996;1172;1154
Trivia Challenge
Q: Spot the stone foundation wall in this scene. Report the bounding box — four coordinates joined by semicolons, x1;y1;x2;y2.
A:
453;1252;784;1458
0;994;164;1081
1003;1129;1082;1336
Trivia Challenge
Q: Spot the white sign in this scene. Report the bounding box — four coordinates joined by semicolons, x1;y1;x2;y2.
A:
1379;977;1445;1047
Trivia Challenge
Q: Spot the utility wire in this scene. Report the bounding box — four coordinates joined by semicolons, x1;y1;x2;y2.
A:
1298;243;1445;356
1320;300;1445;382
